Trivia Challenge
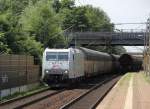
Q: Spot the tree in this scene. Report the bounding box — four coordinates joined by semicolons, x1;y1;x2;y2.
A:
60;0;75;9
0;0;125;56
60;4;125;54
16;36;43;57
61;5;114;32
61;6;89;31
87;46;126;55
0;8;12;53
0;32;10;53
53;0;61;13
20;0;65;48
53;0;75;13
85;5;114;31
0;0;44;57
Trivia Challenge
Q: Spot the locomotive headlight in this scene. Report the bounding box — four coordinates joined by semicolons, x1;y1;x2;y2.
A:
45;70;49;73
63;70;69;79
64;70;68;74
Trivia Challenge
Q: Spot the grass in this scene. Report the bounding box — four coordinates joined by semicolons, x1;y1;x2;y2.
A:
0;84;49;102
141;72;150;84
118;72;133;86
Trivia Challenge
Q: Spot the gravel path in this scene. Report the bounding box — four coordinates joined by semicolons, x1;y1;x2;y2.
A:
133;73;150;109
0;90;56;109
97;72;150;109
23;89;87;109
96;73;131;109
62;76;120;109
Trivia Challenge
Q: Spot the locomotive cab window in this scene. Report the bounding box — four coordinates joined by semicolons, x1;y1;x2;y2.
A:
46;52;57;61
46;52;68;61
58;52;68;61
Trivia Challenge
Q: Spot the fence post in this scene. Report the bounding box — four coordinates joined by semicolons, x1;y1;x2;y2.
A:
0;90;1;101
26;55;28;85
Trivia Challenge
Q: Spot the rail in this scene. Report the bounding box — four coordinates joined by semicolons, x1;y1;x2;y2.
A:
0;88;65;109
60;75;121;109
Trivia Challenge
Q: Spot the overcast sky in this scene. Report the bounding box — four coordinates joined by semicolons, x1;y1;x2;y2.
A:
75;0;150;52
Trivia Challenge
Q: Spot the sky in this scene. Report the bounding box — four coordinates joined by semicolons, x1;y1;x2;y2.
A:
75;0;150;52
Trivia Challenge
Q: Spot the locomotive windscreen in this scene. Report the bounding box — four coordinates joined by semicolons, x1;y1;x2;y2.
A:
58;52;68;61
46;52;68;61
46;52;57;61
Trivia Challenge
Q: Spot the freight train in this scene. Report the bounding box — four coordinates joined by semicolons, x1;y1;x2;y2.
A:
119;54;143;72
42;47;143;86
42;47;120;86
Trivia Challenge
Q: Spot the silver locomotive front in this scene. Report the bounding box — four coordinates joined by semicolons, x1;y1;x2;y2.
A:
42;49;70;85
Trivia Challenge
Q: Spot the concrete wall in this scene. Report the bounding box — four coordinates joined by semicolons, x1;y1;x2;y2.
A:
0;82;39;98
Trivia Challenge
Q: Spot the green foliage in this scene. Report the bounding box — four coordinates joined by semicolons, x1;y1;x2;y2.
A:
0;32;10;53
0;0;125;58
118;73;133;86
142;72;150;84
85;5;114;31
60;0;75;9
1;84;48;101
0;10;12;53
87;46;126;55
53;0;75;13
0;0;39;14
53;0;61;13
61;5;114;32
20;0;64;48
59;3;124;54
0;0;45;59
113;46;126;54
105;46;126;54
61;7;88;31
0;0;11;13
16;37;43;57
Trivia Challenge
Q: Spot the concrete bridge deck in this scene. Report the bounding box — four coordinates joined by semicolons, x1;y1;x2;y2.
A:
66;32;148;46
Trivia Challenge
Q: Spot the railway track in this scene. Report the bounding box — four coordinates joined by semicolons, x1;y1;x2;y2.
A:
0;88;64;109
22;88;88;109
0;87;49;104
0;74;120;109
60;75;121;109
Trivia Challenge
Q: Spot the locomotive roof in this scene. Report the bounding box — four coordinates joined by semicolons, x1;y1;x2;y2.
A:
44;48;70;52
79;47;111;60
79;47;110;56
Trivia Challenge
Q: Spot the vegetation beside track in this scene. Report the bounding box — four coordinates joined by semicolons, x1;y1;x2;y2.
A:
141;71;150;84
0;84;48;102
118;73;133;86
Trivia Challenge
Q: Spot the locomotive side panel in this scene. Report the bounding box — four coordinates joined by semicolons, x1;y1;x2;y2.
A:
69;49;84;79
104;61;111;74
42;47;120;86
84;60;94;77
79;47;114;77
111;55;120;73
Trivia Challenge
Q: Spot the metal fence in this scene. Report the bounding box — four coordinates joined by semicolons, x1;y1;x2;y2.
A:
0;54;40;90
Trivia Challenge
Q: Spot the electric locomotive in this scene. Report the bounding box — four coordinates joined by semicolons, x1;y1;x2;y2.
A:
42;47;119;86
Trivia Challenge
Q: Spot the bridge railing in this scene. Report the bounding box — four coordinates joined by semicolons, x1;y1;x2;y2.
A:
64;30;148;46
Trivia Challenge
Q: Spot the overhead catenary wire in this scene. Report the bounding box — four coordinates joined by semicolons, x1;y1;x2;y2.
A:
115;21;148;53
45;24;75;48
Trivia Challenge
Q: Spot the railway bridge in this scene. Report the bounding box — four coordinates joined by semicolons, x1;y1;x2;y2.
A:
65;31;148;46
